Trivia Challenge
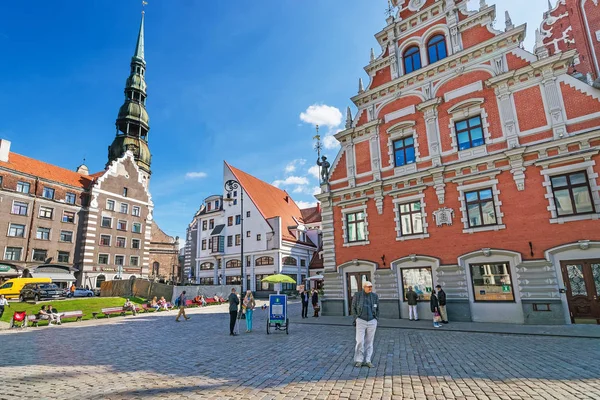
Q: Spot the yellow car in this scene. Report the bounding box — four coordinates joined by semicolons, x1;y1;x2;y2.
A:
0;277;52;299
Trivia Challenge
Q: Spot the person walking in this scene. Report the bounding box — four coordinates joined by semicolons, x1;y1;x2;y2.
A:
351;281;379;368
0;295;9;319
175;291;190;322
406;286;418;321
311;288;320;317
243;290;255;333
300;287;310;318
435;285;448;324
228;288;240;336
430;288;442;328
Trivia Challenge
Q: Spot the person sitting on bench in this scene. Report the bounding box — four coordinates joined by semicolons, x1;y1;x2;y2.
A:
123;299;137;316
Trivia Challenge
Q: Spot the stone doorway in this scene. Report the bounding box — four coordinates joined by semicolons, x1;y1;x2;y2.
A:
560;259;600;324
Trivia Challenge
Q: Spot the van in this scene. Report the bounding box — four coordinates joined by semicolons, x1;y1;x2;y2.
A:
0;277;52;299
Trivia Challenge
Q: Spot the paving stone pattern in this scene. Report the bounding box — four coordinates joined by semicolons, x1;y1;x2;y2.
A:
1;302;599;400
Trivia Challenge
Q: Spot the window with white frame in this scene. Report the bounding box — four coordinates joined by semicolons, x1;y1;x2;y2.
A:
455;116;485;151
62;211;75;223
117;220;127;231
57;251;70;263
447;100;491;159
5;247;22;261
32;249;47;262
16;181;30;194
65;192;76;204
42;187;55;199
132;239;141;249
116;237;126;248
115;255;124;266
132;206;141;217
36;227;50;240
39;206;53;219
11;201;28;215
393;137;416;167
101;217;112;228
540;160;600;223
60;230;73;243
98;254;109;264
120;203;129;214
342;206;369;245
8;224;26;238
130;256;139;266
106;200;115;211
132;223;142;233
100;235;111;246
457;178;505;233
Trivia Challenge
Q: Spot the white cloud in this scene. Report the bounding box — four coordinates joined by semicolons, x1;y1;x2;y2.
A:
323;135;340;150
300;104;343;128
308;165;320;179
311;186;321;196
272;176;309;187
185;172;208;179
296;200;317;209
292;186;304;193
285;159;306;174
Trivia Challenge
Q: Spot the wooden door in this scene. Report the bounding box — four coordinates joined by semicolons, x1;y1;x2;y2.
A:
346;272;371;314
560;260;600;323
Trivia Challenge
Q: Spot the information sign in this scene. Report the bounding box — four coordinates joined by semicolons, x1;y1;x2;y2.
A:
269;294;287;324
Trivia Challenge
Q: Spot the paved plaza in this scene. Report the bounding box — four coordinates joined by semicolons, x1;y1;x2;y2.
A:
1;302;599;400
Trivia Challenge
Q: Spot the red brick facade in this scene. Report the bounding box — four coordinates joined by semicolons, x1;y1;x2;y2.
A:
317;0;600;324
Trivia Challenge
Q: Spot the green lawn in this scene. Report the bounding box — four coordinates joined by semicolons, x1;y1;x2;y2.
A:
1;297;145;325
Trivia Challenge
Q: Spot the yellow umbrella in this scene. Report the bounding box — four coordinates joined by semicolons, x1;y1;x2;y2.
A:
261;274;296;284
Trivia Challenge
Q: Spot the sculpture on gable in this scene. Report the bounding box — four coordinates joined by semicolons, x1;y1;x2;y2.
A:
317;156;331;184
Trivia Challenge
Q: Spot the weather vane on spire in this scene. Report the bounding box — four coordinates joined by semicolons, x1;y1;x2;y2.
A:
385;0;396;17
142;0;148;14
313;125;322;159
313;125;330;185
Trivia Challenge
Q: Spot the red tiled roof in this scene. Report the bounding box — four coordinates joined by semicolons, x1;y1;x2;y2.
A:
300;205;321;224
227;162;315;246
0;152;93;189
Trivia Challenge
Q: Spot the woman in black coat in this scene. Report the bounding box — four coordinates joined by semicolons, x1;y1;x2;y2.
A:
311;289;319;317
430;291;441;328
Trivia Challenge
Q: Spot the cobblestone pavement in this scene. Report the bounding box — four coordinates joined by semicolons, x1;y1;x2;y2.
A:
1;301;599;400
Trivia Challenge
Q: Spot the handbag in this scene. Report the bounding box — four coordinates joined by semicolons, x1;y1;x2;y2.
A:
433;311;442;323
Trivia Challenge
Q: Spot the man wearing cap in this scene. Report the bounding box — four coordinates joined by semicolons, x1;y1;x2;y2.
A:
351;281;379;368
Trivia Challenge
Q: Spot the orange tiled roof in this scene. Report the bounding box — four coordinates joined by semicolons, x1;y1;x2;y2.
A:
227;162;315;246
300;205;321;224
0;152;93;189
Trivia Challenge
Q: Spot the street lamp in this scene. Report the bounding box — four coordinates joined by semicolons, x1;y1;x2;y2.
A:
224;179;245;318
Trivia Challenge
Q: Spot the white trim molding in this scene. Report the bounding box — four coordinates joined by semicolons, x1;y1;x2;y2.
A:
341;205;370;247
456;178;506;234
392;192;430;241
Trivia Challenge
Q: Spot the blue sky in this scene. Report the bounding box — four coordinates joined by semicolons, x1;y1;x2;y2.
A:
0;0;548;242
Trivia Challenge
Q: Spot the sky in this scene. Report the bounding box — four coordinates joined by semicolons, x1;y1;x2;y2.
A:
0;0;550;243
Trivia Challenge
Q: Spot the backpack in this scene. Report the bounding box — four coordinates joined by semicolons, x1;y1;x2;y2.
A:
174;297;181;307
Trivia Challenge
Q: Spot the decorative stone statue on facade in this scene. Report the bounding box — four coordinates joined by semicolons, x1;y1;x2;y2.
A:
317;156;331;184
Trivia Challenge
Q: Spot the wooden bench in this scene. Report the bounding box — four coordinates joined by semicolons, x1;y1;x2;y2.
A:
28;310;83;327
101;306;141;317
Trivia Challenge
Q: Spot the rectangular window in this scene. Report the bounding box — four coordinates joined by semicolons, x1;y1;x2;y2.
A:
8;224;26;238
11;201;28;215
226;276;242;285
101;217;112;228
215;200;220;209
132;206;141;217
210;236;224;253
257;234;261;241
57;251;70;263
393;137;416;167
235;215;241;225
202;220;207;231
130;256;139;266
116;237;126;248
550;171;595;217
117;220;127;231
235;234;241;246
39;206;53;219
42;187;55;199
36;227;50;240
201;239;207;250
65;192;76;204
100;235;111;246
60;230;73;243
233;199;238;206
207;203;212;211
62;211;75;223
120;203;129;214
4;247;22;261
246;211;251;218
228;216;233;226
122;187;128;197
301;259;306;267
98;254;109;265
455;116;484;151
115;255;124;266
401;267;433;301
199;277;214;285
398;202;424;236
346;211;366;242
16;181;30;194
246;231;251;238
227;235;233;247
106;200;115;211
470;262;515;302
32;249;47;262
132;238;141;249
209;219;215;229
465;188;497;228
132;223;142;233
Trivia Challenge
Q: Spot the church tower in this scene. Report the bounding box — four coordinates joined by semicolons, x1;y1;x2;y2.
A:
107;12;152;183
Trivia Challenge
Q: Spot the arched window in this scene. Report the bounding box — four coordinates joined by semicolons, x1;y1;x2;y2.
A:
152;262;160;276
403;46;422;74
282;256;297;266
226;259;242;268
96;274;106;288
255;256;274;266
200;262;214;270
427;34;447;64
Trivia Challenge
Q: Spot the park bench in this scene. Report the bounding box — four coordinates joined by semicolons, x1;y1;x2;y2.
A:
101;306;141;318
28;310;83;327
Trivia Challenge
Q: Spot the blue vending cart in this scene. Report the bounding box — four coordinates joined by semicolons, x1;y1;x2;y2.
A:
267;294;289;334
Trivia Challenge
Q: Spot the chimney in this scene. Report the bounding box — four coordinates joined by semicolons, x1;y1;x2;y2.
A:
0;139;11;162
317;202;321;213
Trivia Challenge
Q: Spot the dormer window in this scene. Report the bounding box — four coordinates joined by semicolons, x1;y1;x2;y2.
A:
427;34;447;64
403;46;421;74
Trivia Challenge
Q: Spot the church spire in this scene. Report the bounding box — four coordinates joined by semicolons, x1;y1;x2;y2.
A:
107;11;152;177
